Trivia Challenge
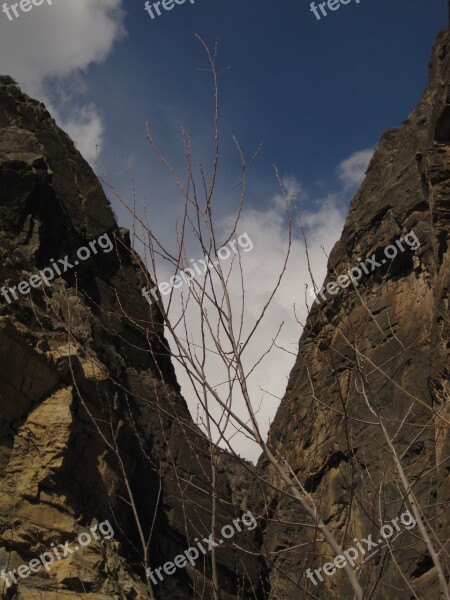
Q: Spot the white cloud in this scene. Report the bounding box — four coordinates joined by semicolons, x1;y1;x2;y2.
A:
0;0;125;91
58;104;104;163
151;171;354;461
273;175;305;209
338;148;374;190
0;0;126;160
144;146;372;462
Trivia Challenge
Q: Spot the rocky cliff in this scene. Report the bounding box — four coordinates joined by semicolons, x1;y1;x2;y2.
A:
1;17;449;600
258;29;450;600
0;82;265;599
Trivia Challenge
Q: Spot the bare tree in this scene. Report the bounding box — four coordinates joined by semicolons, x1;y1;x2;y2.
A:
21;36;448;600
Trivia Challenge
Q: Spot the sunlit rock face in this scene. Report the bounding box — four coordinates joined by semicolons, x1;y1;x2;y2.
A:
0;82;266;599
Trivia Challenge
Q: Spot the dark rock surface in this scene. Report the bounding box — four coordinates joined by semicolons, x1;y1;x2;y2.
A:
258;30;450;600
0;82;265;599
1;19;449;600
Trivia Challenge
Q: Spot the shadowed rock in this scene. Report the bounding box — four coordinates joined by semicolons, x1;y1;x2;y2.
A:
0;82;266;599
257;29;450;600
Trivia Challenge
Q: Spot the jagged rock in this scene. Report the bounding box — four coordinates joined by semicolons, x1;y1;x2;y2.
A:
258;30;450;600
0;82;265;599
1;18;449;600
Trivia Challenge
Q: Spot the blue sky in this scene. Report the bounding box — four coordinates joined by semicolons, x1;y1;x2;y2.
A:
1;0;447;459
85;0;444;202
1;0;444;218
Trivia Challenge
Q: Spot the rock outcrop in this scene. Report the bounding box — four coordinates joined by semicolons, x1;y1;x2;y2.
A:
258;29;450;600
1;17;449;600
0;82;265;599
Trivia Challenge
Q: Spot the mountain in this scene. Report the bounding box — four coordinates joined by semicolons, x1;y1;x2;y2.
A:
0;80;265;599
258;27;450;600
0;16;449;600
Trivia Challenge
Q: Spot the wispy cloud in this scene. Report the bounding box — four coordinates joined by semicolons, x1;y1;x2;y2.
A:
0;0;126;160
55;103;104;163
338;148;374;190
152;148;370;461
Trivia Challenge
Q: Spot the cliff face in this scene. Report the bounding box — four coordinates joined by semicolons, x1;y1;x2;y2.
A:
0;83;265;599
1;21;449;600
259;31;450;599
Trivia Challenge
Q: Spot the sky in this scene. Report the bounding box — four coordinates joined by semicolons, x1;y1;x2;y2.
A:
0;0;447;461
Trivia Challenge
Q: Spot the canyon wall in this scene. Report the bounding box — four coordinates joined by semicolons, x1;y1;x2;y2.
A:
0;81;265;599
258;29;450;600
